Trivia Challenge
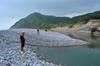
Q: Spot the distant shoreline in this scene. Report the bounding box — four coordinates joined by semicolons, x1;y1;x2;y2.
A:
50;27;100;48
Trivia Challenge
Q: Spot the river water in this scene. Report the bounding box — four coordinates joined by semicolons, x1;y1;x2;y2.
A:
39;46;100;66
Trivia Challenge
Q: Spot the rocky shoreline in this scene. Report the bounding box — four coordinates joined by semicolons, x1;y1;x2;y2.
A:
0;29;88;66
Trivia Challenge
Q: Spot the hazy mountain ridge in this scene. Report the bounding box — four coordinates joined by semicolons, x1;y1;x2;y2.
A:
71;11;100;24
11;11;100;29
11;12;70;29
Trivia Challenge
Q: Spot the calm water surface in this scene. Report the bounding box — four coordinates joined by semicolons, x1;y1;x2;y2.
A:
39;46;100;66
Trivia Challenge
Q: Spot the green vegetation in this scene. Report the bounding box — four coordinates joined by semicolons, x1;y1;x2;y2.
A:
11;12;70;29
91;27;98;37
11;11;100;29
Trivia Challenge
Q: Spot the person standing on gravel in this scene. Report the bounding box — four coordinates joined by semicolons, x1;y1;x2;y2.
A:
37;29;39;34
20;32;25;52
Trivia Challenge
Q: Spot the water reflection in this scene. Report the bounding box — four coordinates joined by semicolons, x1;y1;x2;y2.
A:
38;46;100;66
88;34;100;48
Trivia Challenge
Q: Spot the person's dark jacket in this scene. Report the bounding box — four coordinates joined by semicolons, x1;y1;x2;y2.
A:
20;35;25;47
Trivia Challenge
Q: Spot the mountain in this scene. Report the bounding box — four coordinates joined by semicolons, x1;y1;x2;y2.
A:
71;11;100;24
11;11;100;29
11;12;70;29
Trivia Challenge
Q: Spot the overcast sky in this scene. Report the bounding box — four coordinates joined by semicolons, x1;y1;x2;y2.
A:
0;0;100;30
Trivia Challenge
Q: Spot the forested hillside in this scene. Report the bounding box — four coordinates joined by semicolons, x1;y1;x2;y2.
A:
11;11;100;29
